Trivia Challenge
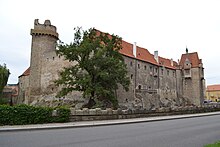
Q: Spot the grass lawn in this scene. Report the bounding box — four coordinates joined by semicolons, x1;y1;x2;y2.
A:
204;141;220;147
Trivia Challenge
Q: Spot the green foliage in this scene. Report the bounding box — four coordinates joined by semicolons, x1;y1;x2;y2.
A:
0;64;10;97
0;98;9;105
0;104;70;125
204;141;220;147
55;27;130;108
52;106;71;123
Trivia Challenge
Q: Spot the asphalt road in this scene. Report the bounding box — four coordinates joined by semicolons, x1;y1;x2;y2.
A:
0;115;220;147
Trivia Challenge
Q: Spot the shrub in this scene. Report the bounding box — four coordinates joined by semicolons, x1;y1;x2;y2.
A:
53;106;70;123
0;98;9;105
0;104;70;125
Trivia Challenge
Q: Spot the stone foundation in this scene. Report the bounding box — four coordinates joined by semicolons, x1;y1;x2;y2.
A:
68;104;220;121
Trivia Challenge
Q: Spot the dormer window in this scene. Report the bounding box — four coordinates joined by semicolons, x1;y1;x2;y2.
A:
184;58;191;69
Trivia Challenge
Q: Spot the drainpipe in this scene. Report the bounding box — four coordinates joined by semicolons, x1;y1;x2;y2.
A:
133;42;137;100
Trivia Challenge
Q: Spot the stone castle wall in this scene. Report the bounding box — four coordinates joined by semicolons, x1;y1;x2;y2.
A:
18;19;205;109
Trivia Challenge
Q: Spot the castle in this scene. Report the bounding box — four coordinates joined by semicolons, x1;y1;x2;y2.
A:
18;19;206;109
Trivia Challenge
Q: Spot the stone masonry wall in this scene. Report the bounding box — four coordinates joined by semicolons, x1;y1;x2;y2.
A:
68;105;220;121
29;19;59;104
117;55;181;110
18;75;29;104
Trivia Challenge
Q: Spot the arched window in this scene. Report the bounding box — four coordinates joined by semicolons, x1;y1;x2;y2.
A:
138;85;141;90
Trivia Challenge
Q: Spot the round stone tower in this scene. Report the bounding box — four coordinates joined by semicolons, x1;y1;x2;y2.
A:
28;19;59;104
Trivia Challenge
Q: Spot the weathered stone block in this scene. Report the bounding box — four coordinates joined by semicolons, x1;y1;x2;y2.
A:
158;107;165;112
122;110;128;114
112;110;118;115
117;108;122;114
96;108;102;115
75;110;83;115
83;108;89;115
164;107;171;112
106;108;113;115
70;108;76;115
101;110;108;115
89;109;96;115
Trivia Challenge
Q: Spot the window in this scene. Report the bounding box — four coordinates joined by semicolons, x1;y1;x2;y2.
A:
138;85;142;90
173;71;175;77
138;64;140;69
150;66;153;75
144;65;147;70
161;69;163;75
155;68;158;73
53;57;55;60
130;61;133;66
131;74;133;79
167;70;169;75
185;69;190;75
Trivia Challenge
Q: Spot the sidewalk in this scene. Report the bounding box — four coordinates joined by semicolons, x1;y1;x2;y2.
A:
1;111;220;132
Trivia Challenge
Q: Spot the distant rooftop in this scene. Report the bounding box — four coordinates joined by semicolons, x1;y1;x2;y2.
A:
207;85;220;92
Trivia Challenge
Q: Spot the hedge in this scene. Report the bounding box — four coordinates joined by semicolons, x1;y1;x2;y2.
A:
0;104;70;125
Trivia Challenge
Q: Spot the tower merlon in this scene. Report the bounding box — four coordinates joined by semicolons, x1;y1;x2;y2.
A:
31;19;59;39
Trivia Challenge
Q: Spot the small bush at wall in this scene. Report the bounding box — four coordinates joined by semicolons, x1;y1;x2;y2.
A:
0;104;70;125
52;106;71;123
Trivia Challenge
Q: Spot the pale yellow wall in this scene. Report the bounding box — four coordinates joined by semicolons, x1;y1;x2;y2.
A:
206;91;220;102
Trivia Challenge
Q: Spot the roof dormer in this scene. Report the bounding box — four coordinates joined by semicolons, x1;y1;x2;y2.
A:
184;58;191;69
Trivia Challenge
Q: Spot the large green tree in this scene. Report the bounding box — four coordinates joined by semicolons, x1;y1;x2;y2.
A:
0;64;10;97
55;27;130;108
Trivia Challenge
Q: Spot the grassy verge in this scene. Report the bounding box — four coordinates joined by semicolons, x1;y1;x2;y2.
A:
204;141;220;147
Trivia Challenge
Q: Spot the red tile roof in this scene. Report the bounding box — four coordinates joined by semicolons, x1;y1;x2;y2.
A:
119;40;134;57
3;85;19;96
179;52;201;68
207;85;220;92
158;56;176;69
19;67;30;78
136;46;158;65
120;40;176;69
94;29;177;69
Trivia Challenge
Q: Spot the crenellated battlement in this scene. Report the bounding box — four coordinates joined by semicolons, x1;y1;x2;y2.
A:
30;19;59;39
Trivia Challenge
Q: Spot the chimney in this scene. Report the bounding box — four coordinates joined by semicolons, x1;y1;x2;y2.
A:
154;51;158;63
171;58;173;66
133;42;137;57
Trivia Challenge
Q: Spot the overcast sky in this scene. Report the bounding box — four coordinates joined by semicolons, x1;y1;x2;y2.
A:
0;0;220;85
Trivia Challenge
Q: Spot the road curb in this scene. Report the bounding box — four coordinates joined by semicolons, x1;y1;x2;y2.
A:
1;111;220;132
